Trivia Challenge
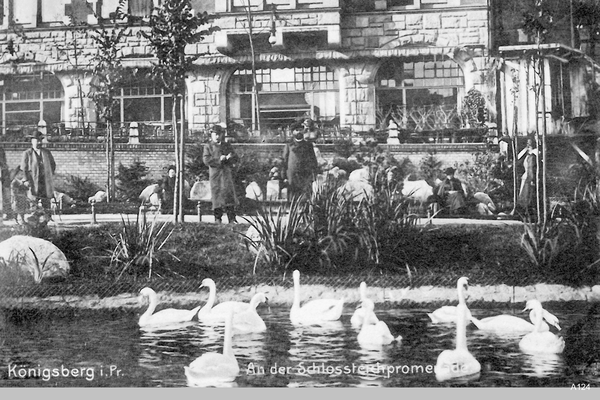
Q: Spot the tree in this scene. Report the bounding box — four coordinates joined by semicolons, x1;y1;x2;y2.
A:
140;0;218;223
89;19;127;203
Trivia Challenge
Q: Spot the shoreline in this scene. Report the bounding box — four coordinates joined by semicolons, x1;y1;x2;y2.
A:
2;283;599;310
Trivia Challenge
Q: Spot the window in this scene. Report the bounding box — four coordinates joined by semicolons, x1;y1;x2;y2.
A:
549;59;572;119
228;66;339;130
376;58;464;130
1;73;64;133
113;72;178;134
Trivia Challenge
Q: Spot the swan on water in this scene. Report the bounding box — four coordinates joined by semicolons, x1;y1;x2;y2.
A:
290;269;344;325
519;299;565;354
351;282;379;328
185;309;240;386
138;287;201;328
434;277;481;382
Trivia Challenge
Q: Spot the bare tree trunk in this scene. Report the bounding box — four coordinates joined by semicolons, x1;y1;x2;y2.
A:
173;95;180;223
178;94;185;222
245;1;261;134
540;58;548;223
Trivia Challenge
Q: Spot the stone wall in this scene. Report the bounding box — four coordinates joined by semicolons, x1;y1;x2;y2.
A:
1;142;488;189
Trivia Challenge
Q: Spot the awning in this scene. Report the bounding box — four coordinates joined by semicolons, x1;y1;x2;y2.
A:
498;42;600;71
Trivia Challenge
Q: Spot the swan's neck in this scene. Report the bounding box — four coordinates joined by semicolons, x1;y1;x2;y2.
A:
292;275;300;310
531;308;544;333
141;293;157;319
456;303;468;351
203;283;216;312
249;294;260;310
360;284;367;301
223;312;233;357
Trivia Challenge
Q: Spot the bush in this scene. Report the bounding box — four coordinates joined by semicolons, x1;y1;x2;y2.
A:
115;160;153;202
58;175;102;203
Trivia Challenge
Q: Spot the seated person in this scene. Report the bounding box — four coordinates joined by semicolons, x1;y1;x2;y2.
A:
433;167;467;215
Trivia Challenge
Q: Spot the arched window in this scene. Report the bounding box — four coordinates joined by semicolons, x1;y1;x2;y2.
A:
228;65;339;130
1;72;64;134
376;58;464;131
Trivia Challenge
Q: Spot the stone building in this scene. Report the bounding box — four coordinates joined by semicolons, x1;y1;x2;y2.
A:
0;0;492;141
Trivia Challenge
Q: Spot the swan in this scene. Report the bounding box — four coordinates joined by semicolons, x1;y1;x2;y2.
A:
351;282;379;328
230;293;268;335
356;299;401;347
185;309;240;386
428;295;473;324
471;307;560;333
434;277;481;382
196;278;225;322
290;269;344;325
138;287;202;328
519;299;565;354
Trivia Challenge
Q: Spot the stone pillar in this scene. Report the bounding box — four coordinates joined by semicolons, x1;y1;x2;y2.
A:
187;69;231;133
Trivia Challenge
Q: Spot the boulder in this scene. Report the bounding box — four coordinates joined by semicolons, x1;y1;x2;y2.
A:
0;236;70;283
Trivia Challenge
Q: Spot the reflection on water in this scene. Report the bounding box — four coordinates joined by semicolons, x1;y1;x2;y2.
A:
0;304;599;387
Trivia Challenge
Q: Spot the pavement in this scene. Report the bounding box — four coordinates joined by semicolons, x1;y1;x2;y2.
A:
0;211;524;229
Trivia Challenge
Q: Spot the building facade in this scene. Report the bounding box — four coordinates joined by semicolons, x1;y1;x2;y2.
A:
0;0;493;142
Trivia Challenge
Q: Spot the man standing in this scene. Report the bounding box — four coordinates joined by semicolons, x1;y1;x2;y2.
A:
21;130;56;212
202;124;239;223
282;124;319;199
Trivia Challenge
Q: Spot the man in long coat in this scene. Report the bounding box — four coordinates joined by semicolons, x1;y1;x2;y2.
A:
283;126;319;199
202;125;239;223
21;130;56;212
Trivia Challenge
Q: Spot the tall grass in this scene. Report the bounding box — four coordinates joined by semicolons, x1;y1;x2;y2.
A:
107;214;174;281
240;196;309;275
243;171;422;276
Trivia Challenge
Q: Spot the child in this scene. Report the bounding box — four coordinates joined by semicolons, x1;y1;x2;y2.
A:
10;166;29;224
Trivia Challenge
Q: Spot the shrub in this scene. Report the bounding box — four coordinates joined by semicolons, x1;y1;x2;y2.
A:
59;175;102;203
115;160;153;202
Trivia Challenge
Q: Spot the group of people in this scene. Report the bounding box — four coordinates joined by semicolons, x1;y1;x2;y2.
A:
1;130;56;225
201;120;320;223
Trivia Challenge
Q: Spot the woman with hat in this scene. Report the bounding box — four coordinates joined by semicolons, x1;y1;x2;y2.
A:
433;167;466;215
202;124;239;223
21;130;56;213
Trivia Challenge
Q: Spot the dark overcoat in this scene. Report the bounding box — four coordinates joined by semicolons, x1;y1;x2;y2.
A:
202;140;239;210
21;147;56;199
282;139;319;197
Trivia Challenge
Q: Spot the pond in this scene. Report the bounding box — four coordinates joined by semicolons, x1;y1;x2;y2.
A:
0;303;598;388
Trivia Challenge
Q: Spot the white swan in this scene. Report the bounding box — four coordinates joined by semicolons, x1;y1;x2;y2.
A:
230;293;268;335
519;299;565;354
356;299;400;347
351;282;379;328
471;307;560;333
196;278;224;322
290;269;344;325
428;305;473;324
138;287;201;328
185;309;240;386
434;277;481;382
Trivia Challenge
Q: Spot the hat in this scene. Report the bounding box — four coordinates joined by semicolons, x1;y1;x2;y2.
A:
167;165;176;172
444;167;456;175
9;166;21;181
210;124;224;134
27;130;45;140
